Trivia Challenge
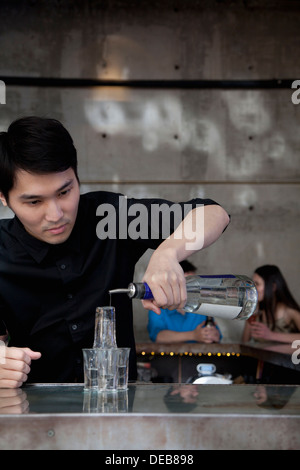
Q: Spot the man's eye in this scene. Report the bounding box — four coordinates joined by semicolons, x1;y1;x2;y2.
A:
28;200;40;205
59;188;71;197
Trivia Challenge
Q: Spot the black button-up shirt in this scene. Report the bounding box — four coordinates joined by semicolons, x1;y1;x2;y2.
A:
0;191;217;383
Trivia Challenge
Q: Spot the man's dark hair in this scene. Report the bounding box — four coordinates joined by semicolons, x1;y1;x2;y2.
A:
0;116;79;201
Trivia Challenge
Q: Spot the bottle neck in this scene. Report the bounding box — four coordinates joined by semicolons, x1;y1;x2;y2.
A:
204;316;215;327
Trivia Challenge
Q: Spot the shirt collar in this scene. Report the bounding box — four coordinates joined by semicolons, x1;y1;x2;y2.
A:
12;216;81;264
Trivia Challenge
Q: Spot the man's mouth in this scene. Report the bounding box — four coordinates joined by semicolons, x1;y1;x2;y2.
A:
47;223;68;235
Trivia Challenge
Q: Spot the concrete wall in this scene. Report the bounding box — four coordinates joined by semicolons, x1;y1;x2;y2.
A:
0;0;299;342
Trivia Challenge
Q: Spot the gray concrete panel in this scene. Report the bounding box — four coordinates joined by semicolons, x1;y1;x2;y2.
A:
1;1;300;80
1;86;299;182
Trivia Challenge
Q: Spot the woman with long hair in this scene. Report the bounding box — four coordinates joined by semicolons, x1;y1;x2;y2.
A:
242;265;300;343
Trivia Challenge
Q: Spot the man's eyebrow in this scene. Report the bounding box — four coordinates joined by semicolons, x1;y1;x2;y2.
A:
19;179;74;200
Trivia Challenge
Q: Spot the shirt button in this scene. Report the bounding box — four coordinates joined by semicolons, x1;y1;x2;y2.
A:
60;264;66;270
71;324;78;331
67;293;73;300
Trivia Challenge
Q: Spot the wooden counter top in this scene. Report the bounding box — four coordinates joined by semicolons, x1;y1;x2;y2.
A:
240;341;299;371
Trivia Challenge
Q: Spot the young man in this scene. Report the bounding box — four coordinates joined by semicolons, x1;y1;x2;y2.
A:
0;116;230;388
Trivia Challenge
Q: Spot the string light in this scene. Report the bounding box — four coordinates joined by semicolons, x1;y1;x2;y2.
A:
140;350;241;357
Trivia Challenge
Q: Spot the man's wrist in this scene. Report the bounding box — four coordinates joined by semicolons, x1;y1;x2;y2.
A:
154;244;180;261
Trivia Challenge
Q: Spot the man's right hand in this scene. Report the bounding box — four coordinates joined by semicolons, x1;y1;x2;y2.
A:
0;345;41;389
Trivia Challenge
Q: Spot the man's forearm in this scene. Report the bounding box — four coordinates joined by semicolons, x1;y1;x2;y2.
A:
158;204;230;260
141;204;229;314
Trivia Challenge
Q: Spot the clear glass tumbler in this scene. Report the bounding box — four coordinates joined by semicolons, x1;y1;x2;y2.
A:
97;348;118;392
116;347;130;391
93;306;117;348
82;348;98;391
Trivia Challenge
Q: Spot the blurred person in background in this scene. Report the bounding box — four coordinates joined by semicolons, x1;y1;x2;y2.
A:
242;265;300;343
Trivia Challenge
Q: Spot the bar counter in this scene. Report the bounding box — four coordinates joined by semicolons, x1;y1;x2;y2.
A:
0;382;300;450
240;341;299;371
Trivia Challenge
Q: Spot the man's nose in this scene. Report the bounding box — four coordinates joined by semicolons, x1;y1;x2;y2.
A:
45;200;63;222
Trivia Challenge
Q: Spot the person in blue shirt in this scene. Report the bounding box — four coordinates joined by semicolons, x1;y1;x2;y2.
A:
147;260;222;344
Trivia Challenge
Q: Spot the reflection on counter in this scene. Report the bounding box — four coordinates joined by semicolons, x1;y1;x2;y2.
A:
0;383;299;416
0;388;29;415
253;385;296;410
83;389;129;413
0;385;136;415
163;384;199;413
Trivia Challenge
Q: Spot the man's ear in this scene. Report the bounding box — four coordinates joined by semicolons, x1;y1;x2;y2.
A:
0;192;8;207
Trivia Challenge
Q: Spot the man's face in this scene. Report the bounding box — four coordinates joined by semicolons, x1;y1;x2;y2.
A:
0;168;80;244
